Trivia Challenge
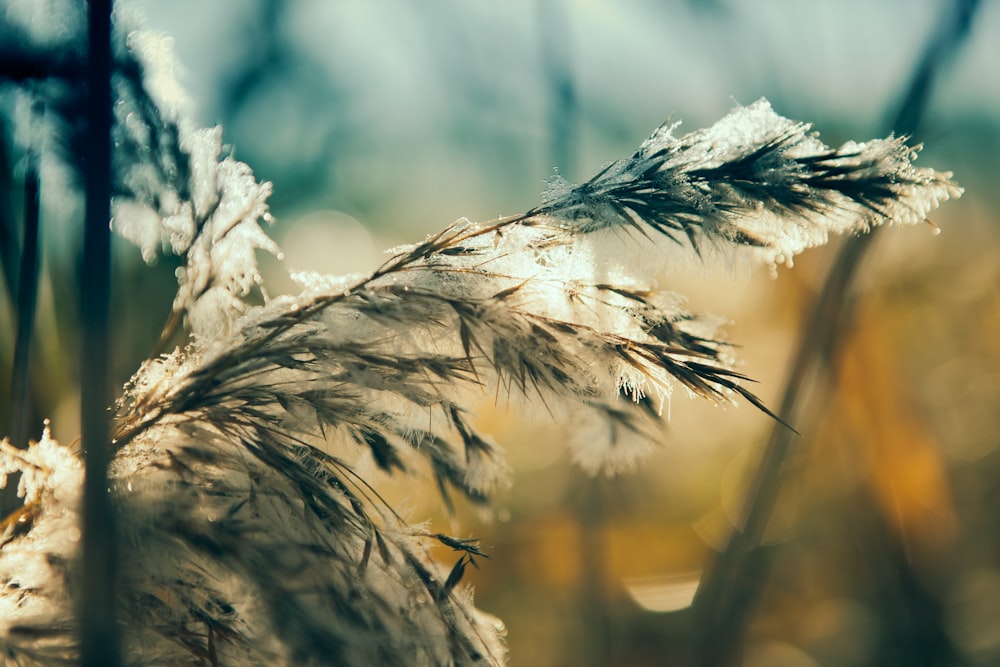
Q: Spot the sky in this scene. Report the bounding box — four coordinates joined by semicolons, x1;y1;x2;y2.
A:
125;0;998;237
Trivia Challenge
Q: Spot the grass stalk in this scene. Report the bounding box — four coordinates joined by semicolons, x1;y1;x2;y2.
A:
0;141;41;517
0;125;17;316
79;0;120;664
8;146;40;452
689;1;980;664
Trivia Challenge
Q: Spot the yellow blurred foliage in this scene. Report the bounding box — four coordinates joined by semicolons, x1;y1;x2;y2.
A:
833;303;958;560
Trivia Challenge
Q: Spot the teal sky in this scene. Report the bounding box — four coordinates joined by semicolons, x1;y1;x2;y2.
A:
124;0;998;242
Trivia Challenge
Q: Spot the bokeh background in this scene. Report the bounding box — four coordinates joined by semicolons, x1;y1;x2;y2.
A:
2;1;999;665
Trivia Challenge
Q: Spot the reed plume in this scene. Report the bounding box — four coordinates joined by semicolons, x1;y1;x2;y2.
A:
0;17;960;666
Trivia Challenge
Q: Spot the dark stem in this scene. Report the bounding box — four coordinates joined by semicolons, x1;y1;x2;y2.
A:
79;0;121;665
577;477;614;667
691;229;872;666
0;139;42;517
538;0;578;182
0;123;17;311
8;146;41;451
688;1;980;664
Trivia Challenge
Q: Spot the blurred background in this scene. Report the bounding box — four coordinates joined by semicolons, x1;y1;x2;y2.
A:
2;0;999;665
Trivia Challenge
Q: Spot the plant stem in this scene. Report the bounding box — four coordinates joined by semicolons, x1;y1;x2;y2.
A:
0;123;17;315
1;134;41;517
689;1;979;664
80;0;120;664
9;145;40;452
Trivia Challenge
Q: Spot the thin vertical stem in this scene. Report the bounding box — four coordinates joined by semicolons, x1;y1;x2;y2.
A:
9;145;40;451
538;0;577;181
689;1;979;664
80;0;120;665
0;124;17;314
577;478;614;667
1;135;42;517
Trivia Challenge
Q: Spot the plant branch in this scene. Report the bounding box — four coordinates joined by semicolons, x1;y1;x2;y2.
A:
0;124;18;311
689;1;980;664
79;0;120;665
7;143;39;452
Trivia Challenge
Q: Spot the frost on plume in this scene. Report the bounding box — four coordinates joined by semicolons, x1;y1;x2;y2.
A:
0;23;962;666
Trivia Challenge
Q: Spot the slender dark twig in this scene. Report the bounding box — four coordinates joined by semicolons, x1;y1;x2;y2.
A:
689;2;980;664
0;124;18;307
8;145;40;452
539;0;578;182
1;138;41;518
80;0;120;665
